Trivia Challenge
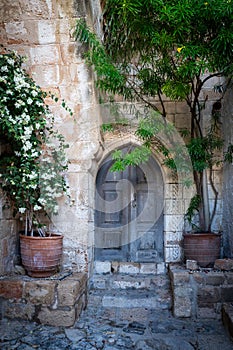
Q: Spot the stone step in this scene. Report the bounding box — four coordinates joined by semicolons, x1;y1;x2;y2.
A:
222;303;233;340
89;262;172;317
88;287;172;311
90;273;170;291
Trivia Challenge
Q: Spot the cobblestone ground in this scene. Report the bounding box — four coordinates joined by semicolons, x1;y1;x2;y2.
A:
1;305;233;350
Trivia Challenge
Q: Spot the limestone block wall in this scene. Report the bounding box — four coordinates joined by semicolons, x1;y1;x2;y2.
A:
0;0;227;276
0;0;102;274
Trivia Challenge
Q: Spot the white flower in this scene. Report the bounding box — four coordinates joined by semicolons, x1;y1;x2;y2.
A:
35;123;41;130
34;205;42;211
7;58;15;65
24;126;33;137
38;198;46;205
15;100;25;108
21;113;30;123
36;101;43;107
19;207;26;213
14;151;21;156
1;66;8;72
27;97;33;105
31;90;38;97
6;90;13;95
22;140;32;151
30;184;37;189
27;171;37;180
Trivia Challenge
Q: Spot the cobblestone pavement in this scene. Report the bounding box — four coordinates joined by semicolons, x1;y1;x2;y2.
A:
1;304;233;350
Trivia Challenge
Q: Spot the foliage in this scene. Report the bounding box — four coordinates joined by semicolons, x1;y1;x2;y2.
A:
0;50;70;234
75;0;233;232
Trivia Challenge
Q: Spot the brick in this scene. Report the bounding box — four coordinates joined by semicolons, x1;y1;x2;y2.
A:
197;287;220;306
23;281;55;305
205;272;225;286
226;272;233;284
140;263;156;274
197;307;217;319
4;301;35;320
173;295;192;318
157;262;166;274
186;260;198;271
94;261;111;274
119;262;140;274
38;306;76;327
221;287;233;302
0;280;23;299
170;269;190;286
214;259;233;271
193;272;205;284
57;279;82;306
30;45;60;65
69;273;87;292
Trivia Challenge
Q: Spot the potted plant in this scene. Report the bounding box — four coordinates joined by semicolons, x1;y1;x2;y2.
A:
0;49;70;277
75;0;233;267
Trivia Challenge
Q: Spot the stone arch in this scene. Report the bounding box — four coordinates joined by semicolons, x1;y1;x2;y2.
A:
88;131;191;265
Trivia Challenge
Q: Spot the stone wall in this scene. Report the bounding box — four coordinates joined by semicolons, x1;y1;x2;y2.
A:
0;272;87;327
0;0;228;276
222;88;233;257
170;264;233;319
0;0;102;274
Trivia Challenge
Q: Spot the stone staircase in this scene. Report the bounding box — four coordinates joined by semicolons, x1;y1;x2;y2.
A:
88;261;172;323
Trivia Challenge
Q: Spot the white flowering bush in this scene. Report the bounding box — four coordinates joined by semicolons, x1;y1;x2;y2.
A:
0;50;69;234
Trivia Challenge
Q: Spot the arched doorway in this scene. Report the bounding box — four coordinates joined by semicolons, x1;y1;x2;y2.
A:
94;146;164;262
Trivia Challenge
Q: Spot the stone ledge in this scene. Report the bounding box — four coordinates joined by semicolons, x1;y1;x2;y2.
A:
0;272;88;327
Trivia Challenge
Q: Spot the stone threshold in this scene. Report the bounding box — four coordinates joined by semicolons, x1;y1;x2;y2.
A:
0;271;87;327
94;261;167;275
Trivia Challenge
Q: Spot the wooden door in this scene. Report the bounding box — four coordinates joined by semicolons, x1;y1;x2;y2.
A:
95;149;164;262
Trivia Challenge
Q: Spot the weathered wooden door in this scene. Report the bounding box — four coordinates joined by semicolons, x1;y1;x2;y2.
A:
95;149;164;262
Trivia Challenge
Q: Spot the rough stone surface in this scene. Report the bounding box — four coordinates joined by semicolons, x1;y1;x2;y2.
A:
94;261;111;274
0;303;233;349
186;259;198;270
214;259;233;271
170;264;233;319
0;272;87;327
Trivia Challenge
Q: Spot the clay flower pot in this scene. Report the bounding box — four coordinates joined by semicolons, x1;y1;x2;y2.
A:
183;232;221;268
20;233;63;277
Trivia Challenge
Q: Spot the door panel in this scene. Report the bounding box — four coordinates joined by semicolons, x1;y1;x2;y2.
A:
95;148;164;262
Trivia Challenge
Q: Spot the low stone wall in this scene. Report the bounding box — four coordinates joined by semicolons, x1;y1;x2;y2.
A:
0;272;87;327
169;264;233;319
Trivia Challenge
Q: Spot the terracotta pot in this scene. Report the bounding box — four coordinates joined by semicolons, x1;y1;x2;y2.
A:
20;233;63;277
183;232;221;268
